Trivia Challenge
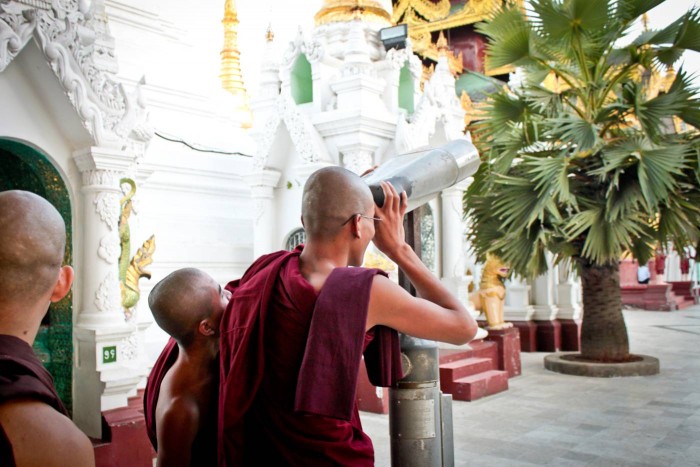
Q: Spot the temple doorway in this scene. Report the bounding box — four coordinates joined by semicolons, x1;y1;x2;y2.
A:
0;138;74;412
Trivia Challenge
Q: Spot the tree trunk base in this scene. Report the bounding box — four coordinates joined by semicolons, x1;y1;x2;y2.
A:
544;352;659;377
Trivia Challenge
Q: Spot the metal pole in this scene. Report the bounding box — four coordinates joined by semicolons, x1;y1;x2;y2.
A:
389;210;454;467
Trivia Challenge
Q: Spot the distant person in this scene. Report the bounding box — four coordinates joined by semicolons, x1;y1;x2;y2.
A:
637;263;650;284
0;190;94;467
219;167;478;466
680;248;690;281
144;268;230;467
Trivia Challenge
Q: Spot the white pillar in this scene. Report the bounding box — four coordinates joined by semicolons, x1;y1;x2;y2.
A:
245;169;281;258
72;146;144;438
504;274;535;322
556;264;582;321
531;267;559;321
440;181;470;306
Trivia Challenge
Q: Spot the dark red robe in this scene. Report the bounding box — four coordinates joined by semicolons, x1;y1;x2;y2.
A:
0;334;67;467
143;338;218;466
219;247;402;467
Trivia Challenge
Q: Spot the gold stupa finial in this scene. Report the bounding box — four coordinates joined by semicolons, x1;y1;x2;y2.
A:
642;13;649;31
266;22;274;42
315;0;392;26
220;0;252;128
436;30;448;56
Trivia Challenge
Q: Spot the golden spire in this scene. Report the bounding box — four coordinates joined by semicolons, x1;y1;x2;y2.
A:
265;22;274;42
315;0;392;26
642;13;649;31
220;0;252;128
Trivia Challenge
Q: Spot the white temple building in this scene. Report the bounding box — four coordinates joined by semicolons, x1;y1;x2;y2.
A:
0;0;482;441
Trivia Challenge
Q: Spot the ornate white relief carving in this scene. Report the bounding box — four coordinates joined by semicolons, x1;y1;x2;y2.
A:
278;92;321;165
302;38;324;64
93;191;119;230
119;332;138;361
81;168;117;186
254;93;325;170
94;269;121;314
0;2;37;71
97;232;120;264
0;0;152;151
252;111;282;170
342;151;373;175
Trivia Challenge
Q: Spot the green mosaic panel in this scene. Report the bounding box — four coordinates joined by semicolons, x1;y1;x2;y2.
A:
0;140;73;413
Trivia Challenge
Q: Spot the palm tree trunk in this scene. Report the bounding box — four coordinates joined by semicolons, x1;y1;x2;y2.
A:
579;261;630;362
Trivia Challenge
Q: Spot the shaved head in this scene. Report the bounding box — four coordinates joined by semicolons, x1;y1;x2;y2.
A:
0;190;66;308
148;268;218;347
301;167;374;239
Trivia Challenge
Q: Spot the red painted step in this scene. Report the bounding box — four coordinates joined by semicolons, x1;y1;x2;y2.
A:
439;357;494;381
442;370;509;402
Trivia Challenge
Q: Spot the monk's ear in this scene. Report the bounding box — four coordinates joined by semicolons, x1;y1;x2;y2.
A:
351;215;362;239
198;319;216;337
50;266;74;303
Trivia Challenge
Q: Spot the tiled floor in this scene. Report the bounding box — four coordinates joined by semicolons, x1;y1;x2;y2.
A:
361;305;700;466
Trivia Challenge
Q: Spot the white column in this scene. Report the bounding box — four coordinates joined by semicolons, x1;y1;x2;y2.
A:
531;265;559;321
556;263;582;321
504;274;535;322
440;181;470;306
245;169;281;258
72;146;144;438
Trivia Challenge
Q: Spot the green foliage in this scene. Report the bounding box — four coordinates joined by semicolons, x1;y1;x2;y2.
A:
467;0;700;278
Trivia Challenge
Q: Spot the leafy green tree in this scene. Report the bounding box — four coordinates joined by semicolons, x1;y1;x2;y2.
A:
465;0;700;362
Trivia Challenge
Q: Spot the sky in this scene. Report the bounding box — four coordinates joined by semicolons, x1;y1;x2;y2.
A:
232;0;700;95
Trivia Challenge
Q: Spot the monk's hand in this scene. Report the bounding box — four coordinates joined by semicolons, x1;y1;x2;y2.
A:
372;181;408;258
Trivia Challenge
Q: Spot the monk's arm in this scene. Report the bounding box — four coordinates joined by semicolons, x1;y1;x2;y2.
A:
156;397;199;467
0;400;95;467
367;181;477;344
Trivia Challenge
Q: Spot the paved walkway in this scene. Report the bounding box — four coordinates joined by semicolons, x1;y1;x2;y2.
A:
361;305;700;466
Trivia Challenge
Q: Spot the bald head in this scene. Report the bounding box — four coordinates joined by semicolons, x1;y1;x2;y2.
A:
301;167;374;239
0;190;66;308
148;268;218;347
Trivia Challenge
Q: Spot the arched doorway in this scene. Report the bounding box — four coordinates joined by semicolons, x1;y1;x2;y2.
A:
0;139;73;412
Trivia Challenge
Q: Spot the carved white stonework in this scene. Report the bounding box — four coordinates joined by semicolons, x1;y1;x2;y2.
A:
342;150;373;175
80;168;118;187
0;0;152;151
253;93;328;170
97;232;120;264
0;1;37;70
119;332;138;361
93;191;119;230
94;270;121;314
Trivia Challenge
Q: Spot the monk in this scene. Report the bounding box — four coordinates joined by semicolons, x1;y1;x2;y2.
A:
144;268;230;467
0;190;94;467
219;167;478;466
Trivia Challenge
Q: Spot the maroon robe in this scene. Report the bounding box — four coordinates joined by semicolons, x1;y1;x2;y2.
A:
0;334;67;467
143;338;218;466
0;424;14;467
219;247;402;467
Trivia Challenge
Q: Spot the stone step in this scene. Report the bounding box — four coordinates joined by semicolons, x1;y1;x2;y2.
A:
441;369;509;402
439;357;495;381
438;340;498;365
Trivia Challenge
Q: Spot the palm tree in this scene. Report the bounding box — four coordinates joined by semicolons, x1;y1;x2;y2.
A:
465;0;700;363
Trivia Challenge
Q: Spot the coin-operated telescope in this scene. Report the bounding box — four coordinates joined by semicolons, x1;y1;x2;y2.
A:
362;138;480;211
362;138;480;467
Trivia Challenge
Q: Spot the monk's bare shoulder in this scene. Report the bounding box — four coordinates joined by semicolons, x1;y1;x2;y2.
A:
0;400;94;467
156;395;200;467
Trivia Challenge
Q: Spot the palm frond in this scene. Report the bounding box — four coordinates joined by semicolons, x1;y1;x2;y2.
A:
616;0;666;25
